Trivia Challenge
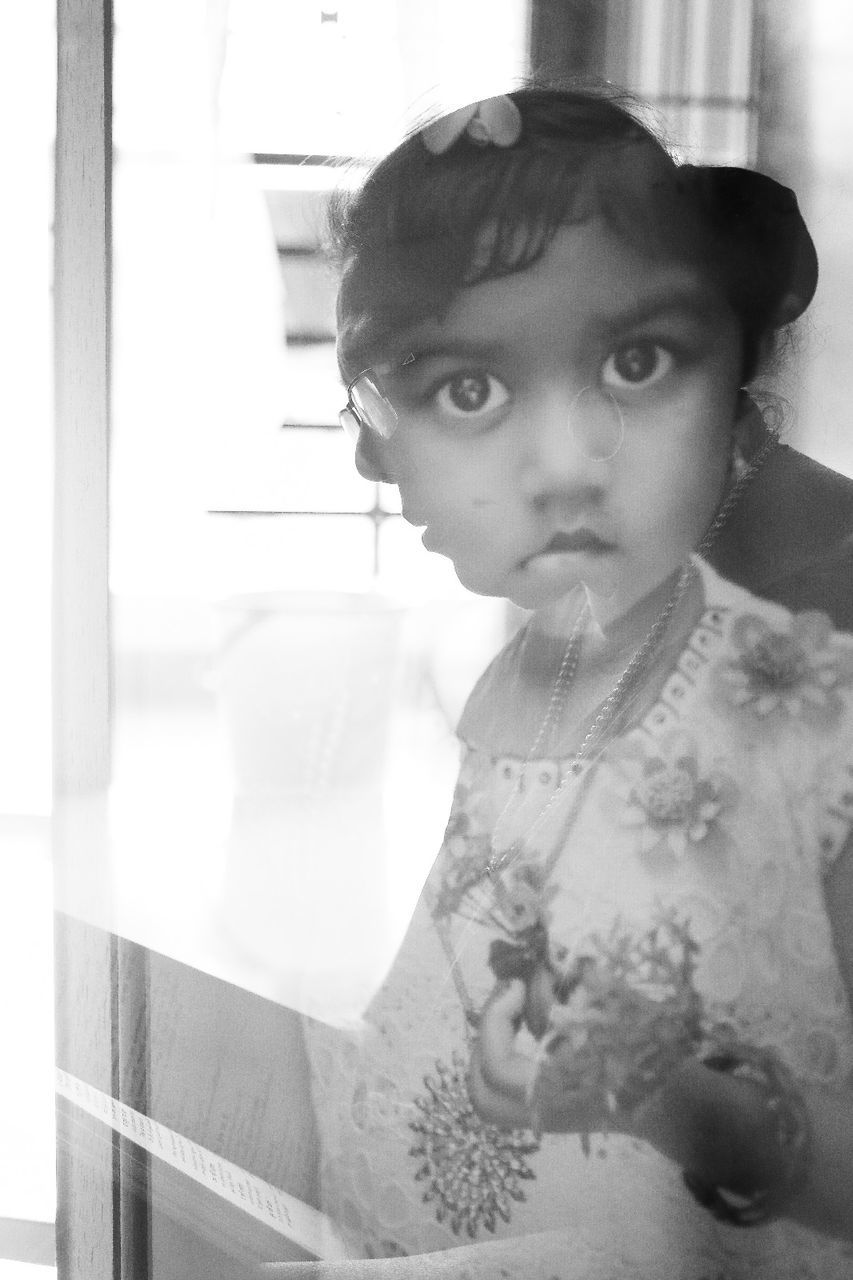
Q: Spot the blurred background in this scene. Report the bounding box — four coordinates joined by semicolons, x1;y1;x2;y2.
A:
3;1;853;1272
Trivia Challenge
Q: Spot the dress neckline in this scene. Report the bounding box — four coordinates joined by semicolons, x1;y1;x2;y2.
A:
460;562;743;764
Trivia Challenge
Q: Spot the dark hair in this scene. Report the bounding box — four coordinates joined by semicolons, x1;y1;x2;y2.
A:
329;85;816;386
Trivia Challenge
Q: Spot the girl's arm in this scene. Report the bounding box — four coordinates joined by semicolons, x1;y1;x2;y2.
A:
631;1049;853;1241
470;839;853;1242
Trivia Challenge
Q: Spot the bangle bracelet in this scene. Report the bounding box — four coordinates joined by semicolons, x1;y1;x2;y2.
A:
682;1044;812;1227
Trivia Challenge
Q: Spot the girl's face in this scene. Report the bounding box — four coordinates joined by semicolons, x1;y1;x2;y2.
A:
368;219;744;626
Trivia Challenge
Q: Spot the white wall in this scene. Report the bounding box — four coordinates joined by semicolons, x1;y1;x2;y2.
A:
798;0;853;477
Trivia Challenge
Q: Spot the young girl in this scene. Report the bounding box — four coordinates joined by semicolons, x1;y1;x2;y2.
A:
301;87;853;1278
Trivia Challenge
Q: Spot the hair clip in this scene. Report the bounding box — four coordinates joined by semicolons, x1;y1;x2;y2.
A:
421;95;522;155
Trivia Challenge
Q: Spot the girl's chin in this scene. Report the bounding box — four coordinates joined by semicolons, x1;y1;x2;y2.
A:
526;569;686;635
510;560;622;616
583;583;633;628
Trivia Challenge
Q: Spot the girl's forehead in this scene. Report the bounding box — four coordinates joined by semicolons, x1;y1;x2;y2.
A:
396;221;727;354
336;141;721;379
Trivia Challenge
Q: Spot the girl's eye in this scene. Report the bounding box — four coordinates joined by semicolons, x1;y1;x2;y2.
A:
433;372;509;420
601;341;674;390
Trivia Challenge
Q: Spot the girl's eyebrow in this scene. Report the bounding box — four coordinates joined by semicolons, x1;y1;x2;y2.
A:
389;285;720;372
395;338;506;365
600;287;719;332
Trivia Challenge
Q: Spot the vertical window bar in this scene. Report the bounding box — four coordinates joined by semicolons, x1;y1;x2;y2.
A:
611;0;756;166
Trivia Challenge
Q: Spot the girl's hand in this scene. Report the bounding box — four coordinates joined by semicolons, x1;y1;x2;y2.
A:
468;979;616;1134
631;1056;784;1192
467;980;534;1129
470;982;782;1180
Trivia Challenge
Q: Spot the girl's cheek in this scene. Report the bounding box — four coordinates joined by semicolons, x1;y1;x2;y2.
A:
396;475;461;530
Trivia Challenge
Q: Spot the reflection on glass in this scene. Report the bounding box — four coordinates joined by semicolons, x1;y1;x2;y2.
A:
57;1;853;1276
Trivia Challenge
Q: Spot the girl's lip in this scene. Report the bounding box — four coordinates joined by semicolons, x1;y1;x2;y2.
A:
525;530;615;562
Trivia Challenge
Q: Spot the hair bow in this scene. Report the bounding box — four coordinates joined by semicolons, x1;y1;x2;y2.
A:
421;95;522;155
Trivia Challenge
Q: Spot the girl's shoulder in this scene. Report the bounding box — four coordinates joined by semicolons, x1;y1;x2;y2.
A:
641;564;853;873
696;556;813;627
696;557;853;659
457;561;853;760
696;562;853;877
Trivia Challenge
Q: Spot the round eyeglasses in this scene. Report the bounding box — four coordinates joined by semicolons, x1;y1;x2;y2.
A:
339;369;399;443
339;357;628;462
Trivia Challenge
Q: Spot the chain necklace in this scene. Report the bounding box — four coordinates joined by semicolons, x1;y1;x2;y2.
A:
485;429;779;878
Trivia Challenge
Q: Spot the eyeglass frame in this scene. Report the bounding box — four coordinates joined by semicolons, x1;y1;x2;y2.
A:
340;360;628;465
338;353;416;442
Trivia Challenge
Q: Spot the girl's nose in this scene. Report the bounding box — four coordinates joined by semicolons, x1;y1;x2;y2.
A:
518;388;620;504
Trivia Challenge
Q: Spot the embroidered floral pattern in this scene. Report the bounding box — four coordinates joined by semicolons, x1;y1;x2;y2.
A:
714;610;853;723
410;1055;539;1237
541;912;705;1113
431;807;494;919
608;731;738;860
496;858;559;933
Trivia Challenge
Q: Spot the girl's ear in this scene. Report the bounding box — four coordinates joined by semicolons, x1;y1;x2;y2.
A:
354;430;393;483
733;390;769;461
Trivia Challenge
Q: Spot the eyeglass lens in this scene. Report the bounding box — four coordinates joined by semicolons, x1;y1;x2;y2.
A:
351;373;398;440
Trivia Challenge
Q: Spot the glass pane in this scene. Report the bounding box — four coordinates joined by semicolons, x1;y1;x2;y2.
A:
266;429;377;514
68;2;853;1276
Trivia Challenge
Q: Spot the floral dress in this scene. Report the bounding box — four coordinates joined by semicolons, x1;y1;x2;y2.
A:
304;564;853;1278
